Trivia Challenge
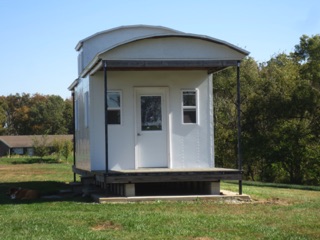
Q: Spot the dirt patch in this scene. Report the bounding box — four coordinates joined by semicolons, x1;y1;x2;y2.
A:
193;237;215;240
0;165;54;174
91;221;122;231
0;165;56;182
252;197;291;206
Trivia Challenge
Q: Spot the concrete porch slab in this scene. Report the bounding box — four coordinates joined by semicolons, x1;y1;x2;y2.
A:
91;190;251;204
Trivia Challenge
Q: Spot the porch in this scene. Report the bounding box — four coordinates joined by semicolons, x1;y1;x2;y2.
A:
73;166;243;197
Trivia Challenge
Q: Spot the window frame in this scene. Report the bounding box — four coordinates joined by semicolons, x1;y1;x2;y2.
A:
107;90;122;125
181;89;198;124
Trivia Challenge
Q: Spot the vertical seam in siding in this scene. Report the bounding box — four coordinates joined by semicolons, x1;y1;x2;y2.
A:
209;74;214;167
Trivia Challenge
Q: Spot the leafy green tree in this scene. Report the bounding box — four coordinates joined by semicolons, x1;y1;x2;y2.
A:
213;57;261;177
29;94;67;135
213;66;238;169
52;138;64;161
63;98;74;134
0;93;72;136
293;34;320;88
8;93;32;135
62;139;73;163
0;96;7;135
45;95;67;134
52;138;73;162
33;135;49;160
214;47;320;185
243;53;320;184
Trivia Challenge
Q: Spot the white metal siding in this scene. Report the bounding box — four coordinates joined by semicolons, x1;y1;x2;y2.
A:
89;75;106;171
79;26;181;73
101;37;245;61
87;70;214;171
74;76;91;171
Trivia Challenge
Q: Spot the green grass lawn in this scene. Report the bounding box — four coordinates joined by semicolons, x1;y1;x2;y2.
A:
0;157;319;240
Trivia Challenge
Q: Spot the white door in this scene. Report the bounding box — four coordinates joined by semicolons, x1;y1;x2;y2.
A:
135;87;169;168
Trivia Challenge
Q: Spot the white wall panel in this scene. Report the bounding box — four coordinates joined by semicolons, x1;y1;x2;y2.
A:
86;70;214;171
74;76;91;171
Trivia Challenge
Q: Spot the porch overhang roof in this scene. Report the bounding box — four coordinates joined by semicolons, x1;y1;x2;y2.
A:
68;59;240;91
89;57;239;74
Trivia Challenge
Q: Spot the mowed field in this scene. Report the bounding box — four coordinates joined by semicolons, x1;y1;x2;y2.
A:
0;158;319;240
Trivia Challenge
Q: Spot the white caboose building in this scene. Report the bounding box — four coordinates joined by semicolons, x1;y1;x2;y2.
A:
69;25;248;196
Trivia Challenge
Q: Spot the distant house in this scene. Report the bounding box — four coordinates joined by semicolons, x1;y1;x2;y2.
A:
0;135;73;157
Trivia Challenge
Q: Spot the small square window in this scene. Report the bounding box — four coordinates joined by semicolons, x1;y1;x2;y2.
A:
107;92;121;108
182;90;197;124
183;109;196;123
183;91;196;106
107;110;121;124
107;91;121;125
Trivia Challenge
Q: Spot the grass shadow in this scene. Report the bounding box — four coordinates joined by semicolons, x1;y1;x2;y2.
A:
0;156;66;165
0;181;92;205
11;158;62;164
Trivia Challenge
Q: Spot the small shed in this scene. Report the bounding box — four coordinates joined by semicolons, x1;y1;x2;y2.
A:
0;135;73;157
69;25;249;196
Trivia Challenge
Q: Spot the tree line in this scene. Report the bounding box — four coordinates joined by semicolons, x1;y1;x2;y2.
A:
0;94;73;135
214;34;320;185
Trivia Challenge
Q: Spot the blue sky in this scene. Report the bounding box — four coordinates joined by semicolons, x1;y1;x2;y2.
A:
0;0;319;99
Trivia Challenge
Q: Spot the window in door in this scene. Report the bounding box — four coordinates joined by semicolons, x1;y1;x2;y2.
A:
140;96;162;131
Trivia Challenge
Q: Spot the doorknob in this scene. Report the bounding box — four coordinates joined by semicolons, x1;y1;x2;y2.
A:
137;133;141;136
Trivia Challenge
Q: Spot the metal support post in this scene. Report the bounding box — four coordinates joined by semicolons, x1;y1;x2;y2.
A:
236;61;243;195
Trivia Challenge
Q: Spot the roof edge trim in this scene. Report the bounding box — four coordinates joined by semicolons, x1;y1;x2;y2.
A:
68;78;80;91
94;33;249;60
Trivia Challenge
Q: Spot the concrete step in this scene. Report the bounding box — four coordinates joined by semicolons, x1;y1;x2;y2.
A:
91;190;251;204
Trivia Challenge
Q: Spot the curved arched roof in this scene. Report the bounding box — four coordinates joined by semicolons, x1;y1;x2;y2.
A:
76;24;183;51
76;25;249;77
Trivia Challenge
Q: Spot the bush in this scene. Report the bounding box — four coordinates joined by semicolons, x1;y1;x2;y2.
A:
32;135;49;160
62;140;73;163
